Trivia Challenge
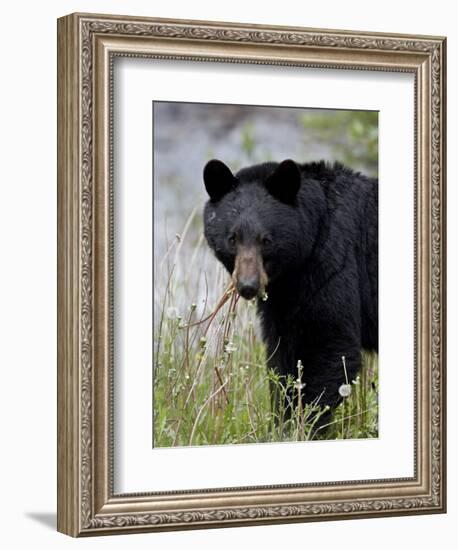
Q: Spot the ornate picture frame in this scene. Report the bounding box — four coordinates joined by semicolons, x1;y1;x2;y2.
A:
57;12;446;536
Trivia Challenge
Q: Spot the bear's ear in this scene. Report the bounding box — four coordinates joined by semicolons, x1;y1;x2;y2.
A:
203;159;236;202
265;159;301;204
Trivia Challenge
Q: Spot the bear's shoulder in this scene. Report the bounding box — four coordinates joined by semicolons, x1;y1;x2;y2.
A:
299;160;376;201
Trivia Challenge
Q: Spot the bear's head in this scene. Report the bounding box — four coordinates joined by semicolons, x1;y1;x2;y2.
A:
203;159;318;300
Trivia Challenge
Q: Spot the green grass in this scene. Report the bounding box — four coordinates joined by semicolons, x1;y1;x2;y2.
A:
153;211;379;448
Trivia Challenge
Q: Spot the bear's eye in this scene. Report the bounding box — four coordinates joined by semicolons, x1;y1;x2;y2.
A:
228;234;237;247
261;236;272;247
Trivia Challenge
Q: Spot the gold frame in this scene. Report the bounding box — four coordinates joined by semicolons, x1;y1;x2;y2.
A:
57;12;447;537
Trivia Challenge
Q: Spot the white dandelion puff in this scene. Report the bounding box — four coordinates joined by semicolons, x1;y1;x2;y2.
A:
339;384;352;398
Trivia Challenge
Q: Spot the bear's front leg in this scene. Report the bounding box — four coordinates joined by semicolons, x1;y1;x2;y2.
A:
302;347;361;407
266;333;362;432
300;345;362;434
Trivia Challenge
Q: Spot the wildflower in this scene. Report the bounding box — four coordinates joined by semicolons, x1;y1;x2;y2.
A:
340;356;351;397
294;360;304;391
224;342;237;354
190;303;197;311
199;337;207;348
338;384;352;398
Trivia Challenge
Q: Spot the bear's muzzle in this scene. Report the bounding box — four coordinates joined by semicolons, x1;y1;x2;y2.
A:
232;246;268;300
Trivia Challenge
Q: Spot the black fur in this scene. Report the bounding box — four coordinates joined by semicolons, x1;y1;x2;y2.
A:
203;159;378;419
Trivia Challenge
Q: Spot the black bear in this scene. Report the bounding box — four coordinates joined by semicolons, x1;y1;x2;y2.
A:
203;158;378;424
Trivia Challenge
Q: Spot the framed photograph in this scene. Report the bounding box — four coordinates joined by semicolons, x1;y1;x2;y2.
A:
57;13;446;536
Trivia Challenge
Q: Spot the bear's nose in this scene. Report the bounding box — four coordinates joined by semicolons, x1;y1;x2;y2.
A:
237;278;259;300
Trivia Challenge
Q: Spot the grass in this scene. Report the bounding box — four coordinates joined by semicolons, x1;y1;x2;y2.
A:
153;210;379;448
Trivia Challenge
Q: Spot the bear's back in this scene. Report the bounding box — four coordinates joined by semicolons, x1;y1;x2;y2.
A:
299;161;377;206
298;161;378;352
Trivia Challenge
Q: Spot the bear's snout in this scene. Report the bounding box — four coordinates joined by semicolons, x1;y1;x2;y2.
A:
232;246;268;300
237;277;260;300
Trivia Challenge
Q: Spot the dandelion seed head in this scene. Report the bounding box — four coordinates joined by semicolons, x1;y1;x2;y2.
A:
338;383;352;398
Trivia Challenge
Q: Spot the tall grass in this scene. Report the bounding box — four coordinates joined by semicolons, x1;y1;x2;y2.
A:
153;210;378;448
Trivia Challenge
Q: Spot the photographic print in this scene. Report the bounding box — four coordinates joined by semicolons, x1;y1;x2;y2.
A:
153;102;379;448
